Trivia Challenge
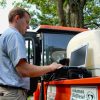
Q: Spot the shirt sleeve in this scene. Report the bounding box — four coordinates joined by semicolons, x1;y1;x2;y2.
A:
6;32;27;67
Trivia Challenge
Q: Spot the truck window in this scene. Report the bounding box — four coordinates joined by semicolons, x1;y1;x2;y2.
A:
25;38;35;64
42;33;74;65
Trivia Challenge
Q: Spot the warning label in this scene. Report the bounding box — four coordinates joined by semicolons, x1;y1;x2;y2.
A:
70;86;98;100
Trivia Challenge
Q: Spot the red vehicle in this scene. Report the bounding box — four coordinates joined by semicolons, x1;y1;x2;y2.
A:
24;25;87;99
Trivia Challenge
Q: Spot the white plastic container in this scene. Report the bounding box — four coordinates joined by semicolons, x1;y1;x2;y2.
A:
67;29;100;76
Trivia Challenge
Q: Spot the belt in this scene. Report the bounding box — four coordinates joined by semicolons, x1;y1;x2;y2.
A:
0;84;25;90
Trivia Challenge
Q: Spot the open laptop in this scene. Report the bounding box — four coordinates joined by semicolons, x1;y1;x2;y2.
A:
69;43;88;68
44;44;89;81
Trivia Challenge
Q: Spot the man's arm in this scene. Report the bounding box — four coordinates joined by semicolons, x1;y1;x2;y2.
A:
16;59;62;77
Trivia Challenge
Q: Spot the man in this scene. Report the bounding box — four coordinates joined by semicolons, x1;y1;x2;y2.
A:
0;7;63;100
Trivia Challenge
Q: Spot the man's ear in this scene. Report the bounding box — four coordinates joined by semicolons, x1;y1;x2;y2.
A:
15;15;20;23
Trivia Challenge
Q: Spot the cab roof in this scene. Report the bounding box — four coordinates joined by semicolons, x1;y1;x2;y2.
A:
35;25;88;33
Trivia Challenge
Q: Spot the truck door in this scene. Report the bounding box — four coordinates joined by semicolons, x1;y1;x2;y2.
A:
23;31;40;96
24;31;36;64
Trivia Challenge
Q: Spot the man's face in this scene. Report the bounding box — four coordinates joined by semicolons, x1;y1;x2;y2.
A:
17;13;30;35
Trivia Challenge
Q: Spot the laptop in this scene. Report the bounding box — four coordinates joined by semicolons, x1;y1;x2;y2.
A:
44;44;89;81
69;43;88;68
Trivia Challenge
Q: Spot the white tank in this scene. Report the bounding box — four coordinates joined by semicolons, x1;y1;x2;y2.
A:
67;29;100;76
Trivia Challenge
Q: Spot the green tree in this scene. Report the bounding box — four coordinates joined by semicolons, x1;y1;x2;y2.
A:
84;0;100;28
12;0;59;28
27;0;59;26
0;0;6;8
27;0;100;28
27;0;87;28
58;0;87;27
0;0;100;29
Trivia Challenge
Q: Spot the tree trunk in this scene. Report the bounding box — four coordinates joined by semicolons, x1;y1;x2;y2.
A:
57;0;66;26
57;0;86;28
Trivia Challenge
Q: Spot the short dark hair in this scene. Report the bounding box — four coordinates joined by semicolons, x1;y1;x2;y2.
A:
8;7;30;22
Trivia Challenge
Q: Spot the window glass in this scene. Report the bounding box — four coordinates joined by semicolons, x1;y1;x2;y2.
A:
43;33;74;64
25;39;34;64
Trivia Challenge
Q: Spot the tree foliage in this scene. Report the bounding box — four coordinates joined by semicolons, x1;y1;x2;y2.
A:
27;0;59;26
13;0;59;28
57;0;87;27
0;0;100;29
84;0;100;28
27;0;100;28
0;0;6;8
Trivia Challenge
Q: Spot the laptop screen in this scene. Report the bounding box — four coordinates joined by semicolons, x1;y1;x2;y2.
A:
69;44;88;67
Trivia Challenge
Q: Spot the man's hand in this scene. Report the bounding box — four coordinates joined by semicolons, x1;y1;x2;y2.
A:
49;62;63;72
